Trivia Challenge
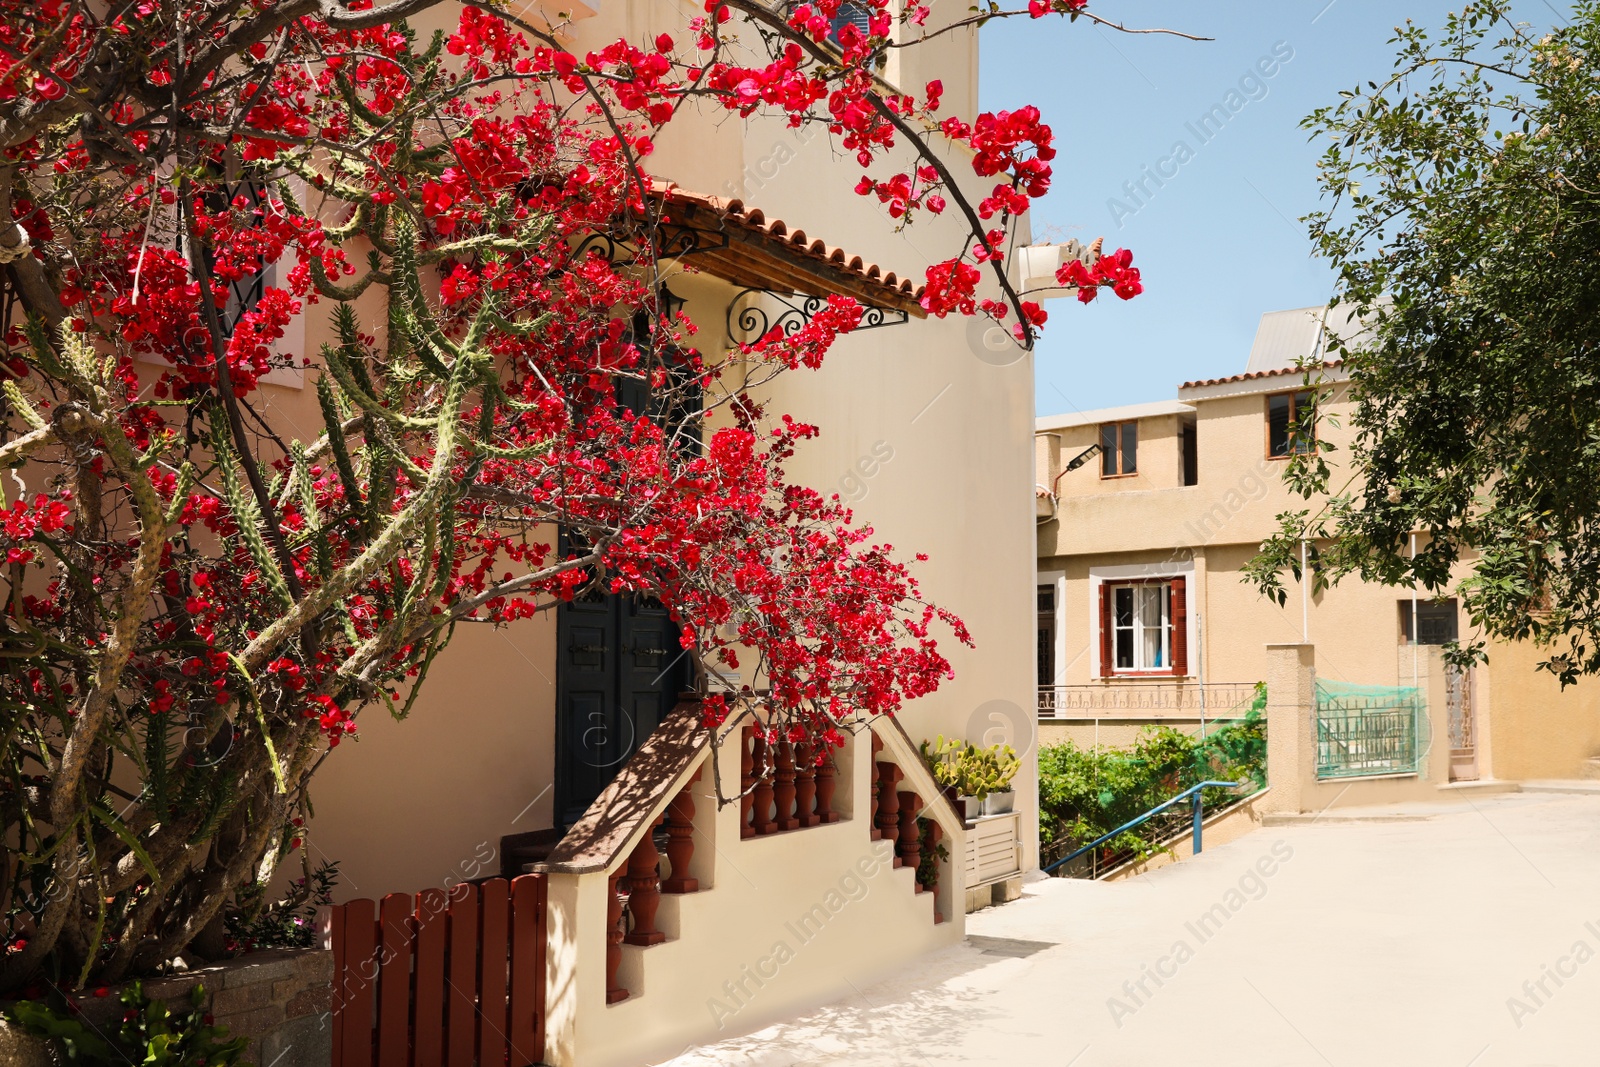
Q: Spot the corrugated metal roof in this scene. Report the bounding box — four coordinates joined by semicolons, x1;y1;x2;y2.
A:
1244;301;1383;374
1040;302;1373;419
1245;306;1328;373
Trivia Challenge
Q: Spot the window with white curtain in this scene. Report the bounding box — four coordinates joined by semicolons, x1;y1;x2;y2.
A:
1110;582;1172;672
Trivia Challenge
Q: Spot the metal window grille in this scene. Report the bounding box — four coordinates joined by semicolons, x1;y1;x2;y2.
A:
193;176;272;335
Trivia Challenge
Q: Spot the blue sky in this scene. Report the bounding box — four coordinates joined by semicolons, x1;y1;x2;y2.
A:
979;0;1573;417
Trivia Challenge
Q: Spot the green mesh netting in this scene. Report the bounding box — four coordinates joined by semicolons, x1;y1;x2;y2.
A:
1314;678;1432;779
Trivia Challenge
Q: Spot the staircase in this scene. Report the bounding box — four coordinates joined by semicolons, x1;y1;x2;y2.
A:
528;699;964;1067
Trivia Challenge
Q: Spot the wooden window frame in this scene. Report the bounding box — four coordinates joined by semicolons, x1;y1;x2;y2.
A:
1099;420;1139;479
1265;389;1318;460
1097;576;1188;678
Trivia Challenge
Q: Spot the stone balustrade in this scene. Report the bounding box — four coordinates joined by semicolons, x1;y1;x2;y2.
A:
604;767;706;1003
738;724;841;837
592;709;950;1011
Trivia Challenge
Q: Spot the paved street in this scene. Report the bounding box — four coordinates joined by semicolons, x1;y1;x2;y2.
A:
666;791;1600;1067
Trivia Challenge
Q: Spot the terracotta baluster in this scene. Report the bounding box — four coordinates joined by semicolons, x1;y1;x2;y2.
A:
662;768;700;893
897;791;924;889
739;726;756;839
752;734;777;835
868;734;885;840
605;872;629;1003
624;816;666;946
924;821;945;923
794;741;819;828
774;741;799;832
876;762;903;863
814;752;839;825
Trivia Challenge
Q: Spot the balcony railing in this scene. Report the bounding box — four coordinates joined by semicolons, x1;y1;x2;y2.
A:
1038;682;1261;718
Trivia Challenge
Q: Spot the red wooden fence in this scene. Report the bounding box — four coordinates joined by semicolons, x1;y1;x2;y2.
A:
330;874;547;1067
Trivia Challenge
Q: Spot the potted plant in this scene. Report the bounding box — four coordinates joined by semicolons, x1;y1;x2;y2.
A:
921;738;1020;821
920;736;979;820
952;745;988;822
977;744;1021;816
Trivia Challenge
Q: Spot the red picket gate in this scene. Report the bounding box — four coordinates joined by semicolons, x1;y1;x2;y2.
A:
330;874;547;1067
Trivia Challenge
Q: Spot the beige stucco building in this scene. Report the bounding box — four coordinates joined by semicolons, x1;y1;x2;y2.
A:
296;0;1038;873
1035;305;1600;787
225;3;1045;1064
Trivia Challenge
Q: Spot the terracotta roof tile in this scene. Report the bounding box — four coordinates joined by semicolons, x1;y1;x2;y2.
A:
1180;359;1344;391
650;181;926;313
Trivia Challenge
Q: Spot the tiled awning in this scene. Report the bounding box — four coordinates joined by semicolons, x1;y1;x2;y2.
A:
648;181;928;319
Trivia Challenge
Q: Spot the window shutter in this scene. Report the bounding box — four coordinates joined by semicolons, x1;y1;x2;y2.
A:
1098;583;1114;678
1170;577;1188;677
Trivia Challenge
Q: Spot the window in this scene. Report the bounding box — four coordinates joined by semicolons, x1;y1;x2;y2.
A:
1100;421;1138;477
196;177;272;335
1400;598;1458;645
1037;585;1056;686
1098;577;1187;676
828;0;873;40
787;1;875;48
1267;390;1317;457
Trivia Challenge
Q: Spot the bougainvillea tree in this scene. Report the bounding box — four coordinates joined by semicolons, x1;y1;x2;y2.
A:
0;0;1159;988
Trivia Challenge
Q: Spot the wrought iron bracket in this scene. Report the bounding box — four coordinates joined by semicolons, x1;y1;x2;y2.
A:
726;288;910;344
572;224;730;268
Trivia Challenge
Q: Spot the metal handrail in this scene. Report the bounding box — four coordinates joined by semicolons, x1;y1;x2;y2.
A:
1041;779;1245;875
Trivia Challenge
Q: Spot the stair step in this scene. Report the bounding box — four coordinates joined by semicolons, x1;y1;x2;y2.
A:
1523;780;1600;795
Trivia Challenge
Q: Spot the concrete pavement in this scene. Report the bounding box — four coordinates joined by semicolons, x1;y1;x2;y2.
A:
664;791;1600;1067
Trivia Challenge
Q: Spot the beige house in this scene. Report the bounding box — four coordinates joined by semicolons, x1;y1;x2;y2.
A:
1035;305;1600;791
239;3;1046;1065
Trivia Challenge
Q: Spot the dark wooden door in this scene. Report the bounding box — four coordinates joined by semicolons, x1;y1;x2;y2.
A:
554;326;698;828
554;590;690;829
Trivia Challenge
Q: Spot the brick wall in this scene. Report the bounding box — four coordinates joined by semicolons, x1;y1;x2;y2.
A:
69;948;333;1067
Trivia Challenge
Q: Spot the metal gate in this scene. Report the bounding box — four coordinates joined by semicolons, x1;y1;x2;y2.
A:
1447;666;1479;781
1314;680;1425;779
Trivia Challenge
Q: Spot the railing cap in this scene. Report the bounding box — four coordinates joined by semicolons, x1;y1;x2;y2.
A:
537;700;708;876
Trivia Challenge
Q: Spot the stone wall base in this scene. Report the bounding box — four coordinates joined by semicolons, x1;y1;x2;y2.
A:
0;1020;60;1067
7;949;331;1067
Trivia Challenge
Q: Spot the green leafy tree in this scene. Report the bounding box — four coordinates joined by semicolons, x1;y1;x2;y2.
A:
1250;1;1600;684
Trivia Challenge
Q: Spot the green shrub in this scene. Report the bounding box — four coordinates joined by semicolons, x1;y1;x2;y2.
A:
224;860;339;955
5;981;249;1065
1039;686;1267;867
